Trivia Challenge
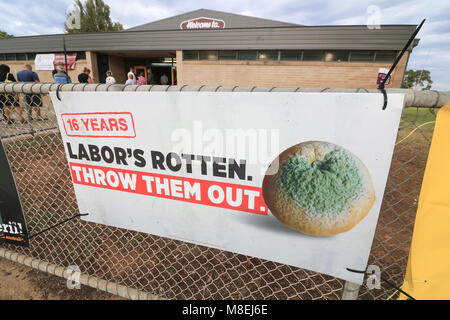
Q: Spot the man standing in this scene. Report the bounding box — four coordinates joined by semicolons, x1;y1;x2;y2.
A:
17;64;45;120
53;64;72;83
17;64;39;83
127;67;136;84
0;64;25;124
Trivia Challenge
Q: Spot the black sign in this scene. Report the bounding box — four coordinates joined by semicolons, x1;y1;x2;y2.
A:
0;140;29;247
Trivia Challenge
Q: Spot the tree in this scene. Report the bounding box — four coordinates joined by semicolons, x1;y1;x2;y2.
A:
65;0;123;33
0;30;13;38
401;69;433;90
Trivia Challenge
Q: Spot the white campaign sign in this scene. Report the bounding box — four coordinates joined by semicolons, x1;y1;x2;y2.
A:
51;91;403;283
34;54;55;71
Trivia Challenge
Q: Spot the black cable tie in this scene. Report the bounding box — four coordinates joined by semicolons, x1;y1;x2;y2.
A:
378;18;425;111
431;89;440;108
26;213;89;240
346;267;366;274
346;267;416;300
1;213;89;241
380;275;416;300
378;85;388;110
56;84;62;101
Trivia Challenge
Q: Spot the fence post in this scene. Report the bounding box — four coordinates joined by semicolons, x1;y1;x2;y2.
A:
341;281;361;300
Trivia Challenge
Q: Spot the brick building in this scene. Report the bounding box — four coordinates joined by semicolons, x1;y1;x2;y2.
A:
0;9;419;88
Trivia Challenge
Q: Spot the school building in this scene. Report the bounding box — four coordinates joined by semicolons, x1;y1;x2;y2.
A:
0;9;420;88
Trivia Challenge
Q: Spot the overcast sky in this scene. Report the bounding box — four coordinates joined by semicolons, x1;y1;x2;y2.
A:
0;0;448;90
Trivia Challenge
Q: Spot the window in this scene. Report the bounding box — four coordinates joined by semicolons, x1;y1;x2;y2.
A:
375;51;398;63
16;53;27;60
302;51;323;61
237;50;257;60
182;49;396;63
183;51;199;60
257;50;278;61
218;51;237;60
76;51;86;60
350;51;374;62
199;50;218;60
5;53;16;61
324;51;349;62
280;50;301;61
0;51;85;62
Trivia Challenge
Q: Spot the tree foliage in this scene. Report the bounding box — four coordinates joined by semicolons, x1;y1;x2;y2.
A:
65;0;123;33
0;30;13;38
402;69;433;90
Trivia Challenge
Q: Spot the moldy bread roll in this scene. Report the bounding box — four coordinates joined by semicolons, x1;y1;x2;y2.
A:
262;141;375;236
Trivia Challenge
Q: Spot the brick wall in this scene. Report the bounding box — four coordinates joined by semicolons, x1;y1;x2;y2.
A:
2;57;90;83
176;50;408;89
108;55;126;84
86;51;98;83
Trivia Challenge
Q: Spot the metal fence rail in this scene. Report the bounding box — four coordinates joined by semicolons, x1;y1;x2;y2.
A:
0;83;442;300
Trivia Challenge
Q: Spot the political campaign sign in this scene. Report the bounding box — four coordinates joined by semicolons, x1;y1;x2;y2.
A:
51;91;403;283
377;67;392;85
0;140;29;247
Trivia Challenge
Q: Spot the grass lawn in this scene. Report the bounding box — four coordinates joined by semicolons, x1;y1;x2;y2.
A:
397;107;437;142
401;107;437;125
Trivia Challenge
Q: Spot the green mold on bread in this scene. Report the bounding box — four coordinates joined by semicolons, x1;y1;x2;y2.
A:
262;141;376;236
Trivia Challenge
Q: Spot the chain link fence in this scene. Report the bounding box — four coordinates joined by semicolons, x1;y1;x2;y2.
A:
0;83;438;300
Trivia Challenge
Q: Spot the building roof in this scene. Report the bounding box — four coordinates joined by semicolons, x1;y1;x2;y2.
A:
126;8;301;31
0;9;420;54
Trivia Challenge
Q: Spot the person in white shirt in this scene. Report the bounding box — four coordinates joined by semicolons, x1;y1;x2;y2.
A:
125;73;135;85
127;67;136;84
105;71;116;85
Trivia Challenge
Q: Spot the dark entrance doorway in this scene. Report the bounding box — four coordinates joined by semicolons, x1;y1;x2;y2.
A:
96;53;109;83
134;66;147;83
149;63;176;85
124;56;176;85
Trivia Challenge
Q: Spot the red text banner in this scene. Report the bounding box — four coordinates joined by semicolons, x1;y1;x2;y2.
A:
61;112;136;138
69;162;268;215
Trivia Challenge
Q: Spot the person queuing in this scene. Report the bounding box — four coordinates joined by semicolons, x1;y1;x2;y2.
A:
125;73;135;85
17;64;46;120
146;69;153;85
160;73;169;85
78;67;93;83
105;70;116;85
127;67;136;84
137;72;146;85
0;64;26;124
53;64;72;83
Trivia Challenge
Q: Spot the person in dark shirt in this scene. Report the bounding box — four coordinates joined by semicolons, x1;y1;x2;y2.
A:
17;64;45;120
17;64;39;82
78;67;93;83
0;64;25;124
